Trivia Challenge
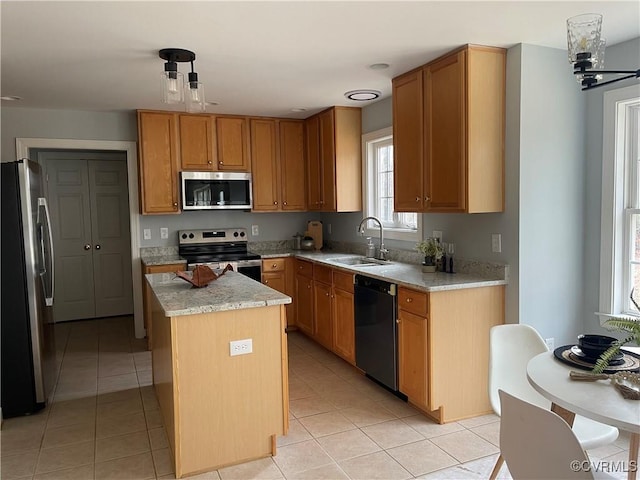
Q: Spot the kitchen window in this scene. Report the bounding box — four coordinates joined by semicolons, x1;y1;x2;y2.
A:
362;127;421;242
599;86;640;319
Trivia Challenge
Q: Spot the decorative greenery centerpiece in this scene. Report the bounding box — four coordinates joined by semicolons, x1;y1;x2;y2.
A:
592;290;640;374
416;238;444;272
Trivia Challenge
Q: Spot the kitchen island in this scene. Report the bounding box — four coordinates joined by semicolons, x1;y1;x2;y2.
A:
146;270;291;478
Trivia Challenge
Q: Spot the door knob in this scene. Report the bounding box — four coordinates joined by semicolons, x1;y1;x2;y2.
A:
84;244;91;250
95;244;101;250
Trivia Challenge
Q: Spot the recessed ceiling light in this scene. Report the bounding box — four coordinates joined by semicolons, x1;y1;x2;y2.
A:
291;108;307;112
1;96;22;101
369;63;390;70
344;90;381;101
206;101;219;106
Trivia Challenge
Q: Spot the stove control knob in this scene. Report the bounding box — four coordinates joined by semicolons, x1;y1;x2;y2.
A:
234;232;239;237
181;234;187;239
240;231;246;237
189;233;194;239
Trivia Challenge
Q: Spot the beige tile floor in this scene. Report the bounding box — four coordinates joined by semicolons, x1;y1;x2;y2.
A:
0;316;633;479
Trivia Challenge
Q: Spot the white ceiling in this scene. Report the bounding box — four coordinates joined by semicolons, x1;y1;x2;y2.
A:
2;1;639;118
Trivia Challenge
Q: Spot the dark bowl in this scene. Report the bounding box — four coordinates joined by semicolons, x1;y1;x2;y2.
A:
577;334;617;359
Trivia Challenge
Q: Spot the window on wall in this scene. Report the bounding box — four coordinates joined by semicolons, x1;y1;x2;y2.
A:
599;86;640;319
363;127;421;241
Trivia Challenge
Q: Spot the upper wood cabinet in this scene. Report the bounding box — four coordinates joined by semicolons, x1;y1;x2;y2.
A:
179;114;215;171
251;118;306;212
216;116;251;171
305;106;362;212
137;111;180;214
393;44;505;214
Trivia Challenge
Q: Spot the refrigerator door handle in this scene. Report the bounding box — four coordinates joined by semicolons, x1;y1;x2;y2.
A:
37;197;54;307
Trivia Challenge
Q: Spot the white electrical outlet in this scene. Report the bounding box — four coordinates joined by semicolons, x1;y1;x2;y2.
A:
544;338;555;351
143;229;151;240
432;230;443;241
230;338;253;356
251;225;259;236
160;227;168;239
491;233;502;253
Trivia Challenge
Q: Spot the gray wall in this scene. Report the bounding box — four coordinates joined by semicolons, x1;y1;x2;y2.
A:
583;37;640;334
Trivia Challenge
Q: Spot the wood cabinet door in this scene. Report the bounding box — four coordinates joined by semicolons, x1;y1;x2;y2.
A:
398;309;427;407
295;273;314;336
143;263;183;350
262;271;286;293
305;115;323;211
332;287;355;364
215;116;250;171
250;118;279;211
279;120;306;211
392;70;424;212
313;281;333;348
137;111;180;214
319;109;337;211
425;51;466;212
179;114;215;171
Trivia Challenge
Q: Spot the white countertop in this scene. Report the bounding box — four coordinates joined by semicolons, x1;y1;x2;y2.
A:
146;270;291;317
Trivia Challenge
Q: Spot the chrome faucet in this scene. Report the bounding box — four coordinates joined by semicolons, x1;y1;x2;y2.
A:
358;216;388;260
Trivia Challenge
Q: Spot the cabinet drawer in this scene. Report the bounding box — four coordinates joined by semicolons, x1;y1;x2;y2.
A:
262;258;286;272
332;270;354;293
295;259;313;278
313;264;332;284
398;287;429;316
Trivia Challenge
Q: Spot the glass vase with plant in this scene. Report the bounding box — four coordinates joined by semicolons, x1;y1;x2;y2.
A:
416;238;444;272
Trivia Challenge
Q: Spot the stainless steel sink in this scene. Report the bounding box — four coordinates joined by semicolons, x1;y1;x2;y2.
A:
328;256;391;267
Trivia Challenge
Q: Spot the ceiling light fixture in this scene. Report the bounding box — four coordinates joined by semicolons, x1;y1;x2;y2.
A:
344;89;381;101
159;48;205;112
369;63;390;70
567;14;639;91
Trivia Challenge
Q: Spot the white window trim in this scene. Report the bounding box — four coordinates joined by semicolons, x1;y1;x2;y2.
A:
598;84;640;324
361;127;422;242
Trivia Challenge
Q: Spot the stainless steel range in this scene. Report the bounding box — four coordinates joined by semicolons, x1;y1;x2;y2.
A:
178;228;261;282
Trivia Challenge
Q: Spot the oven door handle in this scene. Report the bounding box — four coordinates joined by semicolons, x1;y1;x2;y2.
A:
236;259;262;268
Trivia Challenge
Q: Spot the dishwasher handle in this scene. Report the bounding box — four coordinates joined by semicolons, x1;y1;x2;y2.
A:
354;275;397;296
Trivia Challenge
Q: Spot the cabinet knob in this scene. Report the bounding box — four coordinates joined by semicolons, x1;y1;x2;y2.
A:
320;200;324;204
415;196;420;202
219;161;224;165
274;201;278;205
272;263;277;268
406;297;413;303
396;319;401;324
84;244;91;251
173;202;178;207
283;201;287;206
207;160;212;165
307;284;311;289
424;196;430;202
264;280;269;284
325;292;330;296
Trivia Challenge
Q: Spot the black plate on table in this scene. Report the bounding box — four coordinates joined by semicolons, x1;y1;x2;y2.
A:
570;345;624;364
553;345;640;373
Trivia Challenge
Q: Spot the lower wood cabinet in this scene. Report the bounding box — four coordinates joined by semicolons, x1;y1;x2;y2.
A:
142;262;184;350
331;273;355;364
294;259;314;336
313;280;333;349
397;285;505;423
261;257;295;327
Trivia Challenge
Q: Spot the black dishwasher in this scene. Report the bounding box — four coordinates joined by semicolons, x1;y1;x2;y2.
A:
354;275;398;391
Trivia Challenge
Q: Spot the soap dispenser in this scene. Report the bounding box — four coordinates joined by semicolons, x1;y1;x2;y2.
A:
365;237;375;258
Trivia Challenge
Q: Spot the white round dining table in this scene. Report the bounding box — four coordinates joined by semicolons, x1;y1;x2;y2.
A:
527;351;640;480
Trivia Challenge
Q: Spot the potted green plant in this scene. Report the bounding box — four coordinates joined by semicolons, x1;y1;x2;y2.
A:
592;290;640;374
416;238;444;273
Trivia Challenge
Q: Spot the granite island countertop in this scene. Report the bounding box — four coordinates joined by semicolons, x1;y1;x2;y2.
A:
146;270;291;317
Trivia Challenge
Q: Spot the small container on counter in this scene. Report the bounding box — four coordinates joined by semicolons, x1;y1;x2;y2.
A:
292;232;303;250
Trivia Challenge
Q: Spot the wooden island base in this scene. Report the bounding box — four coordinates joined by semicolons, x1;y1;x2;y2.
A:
151;297;289;478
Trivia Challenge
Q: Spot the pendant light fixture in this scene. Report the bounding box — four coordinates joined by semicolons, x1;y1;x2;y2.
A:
159;48;206;110
566;14;639;91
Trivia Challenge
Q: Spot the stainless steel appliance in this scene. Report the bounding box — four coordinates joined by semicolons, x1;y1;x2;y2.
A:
354;274;398;391
181;171;252;210
1;159;56;417
178;228;261;281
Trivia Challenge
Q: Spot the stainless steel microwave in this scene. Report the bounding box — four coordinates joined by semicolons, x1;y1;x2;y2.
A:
181;171;253;210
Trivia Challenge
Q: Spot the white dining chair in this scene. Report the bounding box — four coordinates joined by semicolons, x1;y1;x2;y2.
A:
498;389;616;479
488;324;619;479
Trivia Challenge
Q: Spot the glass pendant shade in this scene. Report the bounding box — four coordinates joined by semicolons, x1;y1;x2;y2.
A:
161;70;184;104
567;13;602;63
185;72;205;112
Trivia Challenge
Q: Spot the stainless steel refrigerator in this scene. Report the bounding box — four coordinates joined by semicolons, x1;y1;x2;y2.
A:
1;159;56;417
